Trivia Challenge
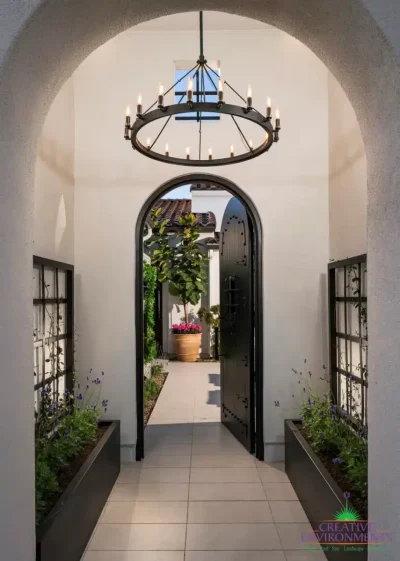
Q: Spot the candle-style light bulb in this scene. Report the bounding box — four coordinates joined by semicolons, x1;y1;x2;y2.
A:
218;80;224;103
266;97;272;119
186;146;190;160
187;77;193;103
249;139;253;150
146;138;151;149
208;147;213;160
124;106;131;139
230;144;234;157
165;143;169;156
275;108;281;129
158;84;164;107
137;95;142;116
247;85;252;108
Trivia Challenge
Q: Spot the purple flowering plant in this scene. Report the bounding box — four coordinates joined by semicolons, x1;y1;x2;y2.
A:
35;369;109;524
291;360;367;499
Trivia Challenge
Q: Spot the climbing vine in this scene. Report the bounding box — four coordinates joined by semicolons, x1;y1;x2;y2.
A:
143;263;157;364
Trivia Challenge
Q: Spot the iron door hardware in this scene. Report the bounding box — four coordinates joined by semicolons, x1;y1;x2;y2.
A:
235;393;249;408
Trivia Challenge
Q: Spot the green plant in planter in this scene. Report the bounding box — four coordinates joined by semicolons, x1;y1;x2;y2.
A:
291;363;368;499
146;208;208;324
35;372;108;524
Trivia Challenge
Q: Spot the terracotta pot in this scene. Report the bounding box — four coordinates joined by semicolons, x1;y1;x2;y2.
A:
173;333;201;362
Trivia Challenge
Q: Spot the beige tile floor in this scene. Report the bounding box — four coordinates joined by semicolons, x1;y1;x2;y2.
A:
82;362;326;561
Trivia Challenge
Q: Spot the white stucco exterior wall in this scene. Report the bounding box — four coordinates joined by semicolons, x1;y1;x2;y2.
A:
33;78;75;264
72;23;330;460
328;74;367;260
191;189;232;230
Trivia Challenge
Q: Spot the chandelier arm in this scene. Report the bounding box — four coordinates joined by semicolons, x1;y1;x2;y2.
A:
150;88;188;150
201;65;206;101
231;115;252;151
150;115;173;150
143;63;200;115
205;64;265;119
203;65;219;92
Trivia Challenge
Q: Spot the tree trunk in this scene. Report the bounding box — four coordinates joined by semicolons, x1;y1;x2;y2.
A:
183;302;189;325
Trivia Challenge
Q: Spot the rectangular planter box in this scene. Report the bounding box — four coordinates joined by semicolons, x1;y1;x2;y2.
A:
285;420;367;561
36;420;120;561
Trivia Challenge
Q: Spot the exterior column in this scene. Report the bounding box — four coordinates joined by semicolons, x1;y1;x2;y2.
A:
368;123;400;558
0;137;36;559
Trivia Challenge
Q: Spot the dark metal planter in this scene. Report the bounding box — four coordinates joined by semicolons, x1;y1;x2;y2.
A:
285;420;367;561
36;421;120;561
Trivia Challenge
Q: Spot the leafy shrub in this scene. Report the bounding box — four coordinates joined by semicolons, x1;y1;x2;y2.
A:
198;305;220;329
144;263;157;364
35;370;108;524
293;364;368;499
144;377;161;401
151;363;164;376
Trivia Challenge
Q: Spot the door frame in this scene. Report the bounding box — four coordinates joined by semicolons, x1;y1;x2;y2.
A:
135;173;264;461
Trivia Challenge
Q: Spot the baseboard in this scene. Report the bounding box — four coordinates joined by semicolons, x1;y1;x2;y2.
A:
263;442;285;463
120;443;136;463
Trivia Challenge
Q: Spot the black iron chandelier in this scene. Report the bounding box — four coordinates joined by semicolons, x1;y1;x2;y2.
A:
124;12;281;166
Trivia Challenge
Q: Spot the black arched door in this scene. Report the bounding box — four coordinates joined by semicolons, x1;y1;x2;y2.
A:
220;197;255;452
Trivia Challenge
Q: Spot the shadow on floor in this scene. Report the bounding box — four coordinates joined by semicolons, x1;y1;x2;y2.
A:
207;389;221;407
208;373;220;387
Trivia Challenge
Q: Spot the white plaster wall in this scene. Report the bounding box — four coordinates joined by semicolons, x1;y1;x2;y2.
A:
33;78;75;263
209;247;220;308
329;74;367;260
73;22;329;457
191;190;232;230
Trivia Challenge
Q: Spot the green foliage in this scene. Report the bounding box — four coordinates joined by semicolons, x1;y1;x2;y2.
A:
35;408;100;524
35;371;107;525
146;208;208;324
144;263;157;364
144;377;160;402
151;363;164;376
299;391;368;499
198;305;220;329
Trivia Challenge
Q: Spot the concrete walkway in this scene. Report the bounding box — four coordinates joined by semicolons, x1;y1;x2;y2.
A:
83;362;325;561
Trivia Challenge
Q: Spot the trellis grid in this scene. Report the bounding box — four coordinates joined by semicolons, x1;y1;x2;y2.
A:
33;256;74;418
328;254;368;425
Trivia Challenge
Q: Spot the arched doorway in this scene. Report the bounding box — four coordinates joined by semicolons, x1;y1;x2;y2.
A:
135;173;264;461
0;3;399;560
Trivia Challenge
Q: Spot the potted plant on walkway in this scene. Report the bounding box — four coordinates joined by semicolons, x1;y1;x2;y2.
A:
171;322;202;361
146;208;208;362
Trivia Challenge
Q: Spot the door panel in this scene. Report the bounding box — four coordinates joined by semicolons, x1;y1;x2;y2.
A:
220;197;254;452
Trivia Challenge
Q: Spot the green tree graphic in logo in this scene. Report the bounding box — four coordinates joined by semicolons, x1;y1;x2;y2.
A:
334;492;361;521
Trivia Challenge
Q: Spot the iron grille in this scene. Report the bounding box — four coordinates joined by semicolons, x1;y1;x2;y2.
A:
328;254;367;425
33;256;74;418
